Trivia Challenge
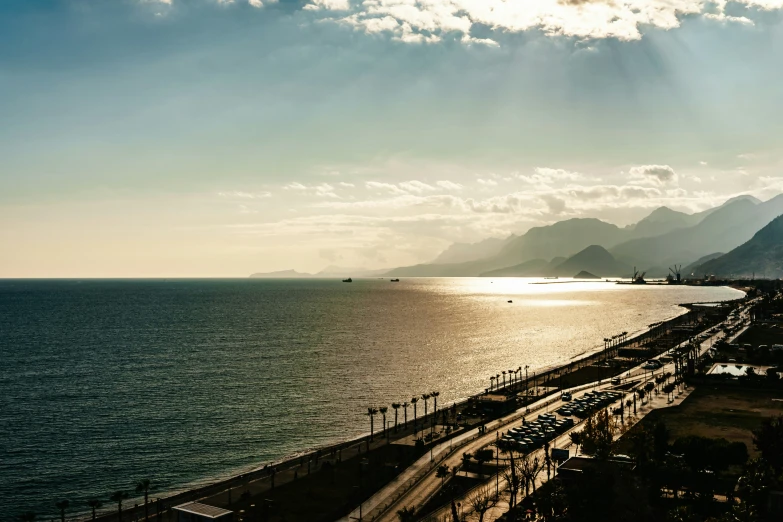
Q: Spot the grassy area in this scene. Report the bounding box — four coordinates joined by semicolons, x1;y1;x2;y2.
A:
734;324;783;347
615;385;783;458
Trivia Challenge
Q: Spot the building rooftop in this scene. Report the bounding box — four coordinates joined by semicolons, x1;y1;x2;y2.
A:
173;502;233;519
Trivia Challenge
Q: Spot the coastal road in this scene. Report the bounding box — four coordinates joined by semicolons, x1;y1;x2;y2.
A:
361;299;754;522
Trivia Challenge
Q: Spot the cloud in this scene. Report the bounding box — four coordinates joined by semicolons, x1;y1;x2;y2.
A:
628;165;678;186
436;180;463;191
399;180;437;193
304;0;350;10
516;167;585;187
477;178;498;186
365;181;409;195
308;0;780;44
283;182;339;198
540;194;566;214
339;182;355;188
218;191;271;199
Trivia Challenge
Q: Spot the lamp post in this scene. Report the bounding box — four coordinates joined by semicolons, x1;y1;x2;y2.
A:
351;486;362;522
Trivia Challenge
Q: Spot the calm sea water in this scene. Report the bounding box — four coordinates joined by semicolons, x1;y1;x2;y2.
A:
0;278;743;518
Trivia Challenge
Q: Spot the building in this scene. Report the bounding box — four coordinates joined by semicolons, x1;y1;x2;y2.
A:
173;502;233;522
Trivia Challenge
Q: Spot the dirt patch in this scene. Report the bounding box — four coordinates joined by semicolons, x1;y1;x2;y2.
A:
616;385;783;458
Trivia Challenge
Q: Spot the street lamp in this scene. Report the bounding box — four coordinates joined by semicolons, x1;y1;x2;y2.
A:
351;486;362;522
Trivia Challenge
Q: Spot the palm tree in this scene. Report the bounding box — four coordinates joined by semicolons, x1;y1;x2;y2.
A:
490;376;496;391
421;393;431;419
625;399;633;419
55;500;69;522
379;406;388;439
135;479;152;521
436;464;450;486
431;391;440;416
87;500;102;521
509;369;515;388
109;491;128;522
391;402;401;433
402;401;409;428
502;370;507;389
367;407;378;442
410;397;419;432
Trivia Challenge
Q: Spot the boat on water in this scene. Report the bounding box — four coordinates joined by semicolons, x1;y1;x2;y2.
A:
544;277;559;280
390;278;400;282
342;277;352;283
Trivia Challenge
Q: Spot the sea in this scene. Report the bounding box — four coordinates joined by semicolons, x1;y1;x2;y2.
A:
0;278;744;518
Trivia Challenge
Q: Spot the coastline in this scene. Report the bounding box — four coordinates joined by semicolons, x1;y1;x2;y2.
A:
84;290;745;521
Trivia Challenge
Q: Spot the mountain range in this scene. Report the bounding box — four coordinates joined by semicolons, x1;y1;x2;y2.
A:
252;194;783;281
694;214;783;278
250;266;388;278
384;194;782;278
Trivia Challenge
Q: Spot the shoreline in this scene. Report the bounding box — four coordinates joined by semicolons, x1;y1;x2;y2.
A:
83;292;744;521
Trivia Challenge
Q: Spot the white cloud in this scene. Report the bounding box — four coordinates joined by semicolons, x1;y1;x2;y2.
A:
365;181;409;195
436;180;463;191
477;178;498;186
218;191;272;199
399;180;436;193
628;165;678;186
309;0;780;44
283;182;339;198
304;0;350;11
339;182;355;188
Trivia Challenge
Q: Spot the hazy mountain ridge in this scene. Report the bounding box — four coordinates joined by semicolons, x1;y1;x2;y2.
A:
480;246;632;278
251;266;388;278
610;195;783;269
431;236;512;264
260;194;777;279
385;199;739;277
696;214;783;278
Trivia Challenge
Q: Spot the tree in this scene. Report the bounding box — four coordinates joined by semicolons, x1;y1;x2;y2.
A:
87;500;102;522
580;410;614;460
625;399;633;418
474;449;494;478
503;452;522;510
653;421;669;462
518;453;543;496
752;415;783;475
537;480;568;522
55;500;69;522
462;452;472;473
402;401;409;428
422;393;431;420
397;506;416;522
411;397;419;432
392;403;401;433
135;479;152;521
109;491;128;522
379;406;388;439
469;486;498;522
367;407;378;442
569;431;582;454
436;464;450;486
432;391;440;416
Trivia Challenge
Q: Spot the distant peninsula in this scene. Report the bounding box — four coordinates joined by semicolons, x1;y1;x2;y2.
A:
250;269;311;278
574;271;600;279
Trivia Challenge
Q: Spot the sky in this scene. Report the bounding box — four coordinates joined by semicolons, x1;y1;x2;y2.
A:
1;0;782;277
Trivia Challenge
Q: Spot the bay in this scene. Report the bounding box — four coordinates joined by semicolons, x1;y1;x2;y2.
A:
0;278;743;517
